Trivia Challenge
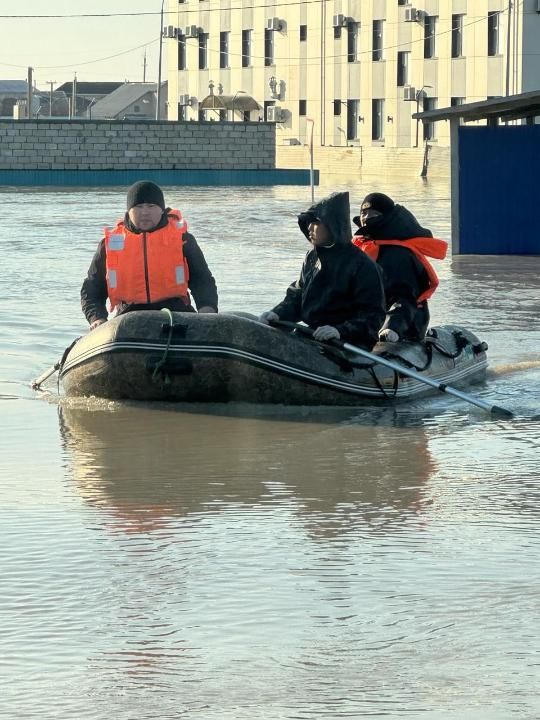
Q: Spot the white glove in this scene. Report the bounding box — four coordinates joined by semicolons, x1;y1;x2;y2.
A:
259;310;279;325
313;325;340;342
379;328;400;343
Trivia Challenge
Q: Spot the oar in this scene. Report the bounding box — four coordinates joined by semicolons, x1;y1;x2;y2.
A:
271;320;513;418
31;337;81;391
31;361;61;391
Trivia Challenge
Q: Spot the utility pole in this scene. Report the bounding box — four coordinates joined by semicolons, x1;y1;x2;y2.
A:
46;81;56;117
156;0;165;120
27;67;33;118
71;73;77;119
143;49;147;82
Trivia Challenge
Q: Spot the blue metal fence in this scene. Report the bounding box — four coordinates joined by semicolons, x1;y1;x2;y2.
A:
459;125;540;255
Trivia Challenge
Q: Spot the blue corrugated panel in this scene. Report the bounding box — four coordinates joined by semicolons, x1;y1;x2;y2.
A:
459;125;540;255
0;168;319;187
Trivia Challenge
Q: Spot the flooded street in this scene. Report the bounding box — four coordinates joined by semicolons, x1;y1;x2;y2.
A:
1;181;539;719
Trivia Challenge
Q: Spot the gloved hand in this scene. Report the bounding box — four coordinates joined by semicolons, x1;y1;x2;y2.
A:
379;329;400;343
259;310;279;325
313;325;340;342
89;319;106;331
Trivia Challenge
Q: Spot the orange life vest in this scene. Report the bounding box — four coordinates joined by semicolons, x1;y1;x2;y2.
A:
104;210;190;310
353;236;448;303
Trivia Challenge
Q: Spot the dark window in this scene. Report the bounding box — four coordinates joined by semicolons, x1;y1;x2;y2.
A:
488;11;499;56
451;14;464;58
243;110;251;121
178;104;186;120
423;97;437;140
372;20;384;61
198;109;206;121
372;99;384;140
220;31;229;68
333;99;341;116
178;34;186;70
397;51;409;86
451;97;465;107
424;16;437;59
198;33;208;70
242;30;251;67
347;22;359;62
264;29;274;66
334;26;342;40
299;99;307;116
347;99;359;140
300;24;307;42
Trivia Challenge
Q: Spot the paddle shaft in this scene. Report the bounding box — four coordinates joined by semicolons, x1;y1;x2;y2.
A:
271;320;513;418
31;361;60;390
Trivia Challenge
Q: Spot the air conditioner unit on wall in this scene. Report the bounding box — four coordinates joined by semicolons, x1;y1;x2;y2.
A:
185;25;199;38
404;8;419;22
403;86;416;101
332;14;347;28
266;17;284;32
267;106;285;122
164;25;178;38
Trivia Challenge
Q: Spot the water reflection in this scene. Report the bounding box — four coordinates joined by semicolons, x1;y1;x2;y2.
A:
59;403;437;539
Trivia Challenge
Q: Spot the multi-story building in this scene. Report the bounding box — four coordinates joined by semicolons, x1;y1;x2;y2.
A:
165;0;540;148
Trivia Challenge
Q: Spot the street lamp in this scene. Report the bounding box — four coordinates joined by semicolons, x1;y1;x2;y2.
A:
415;84;432;147
156;0;165;120
231;90;246;121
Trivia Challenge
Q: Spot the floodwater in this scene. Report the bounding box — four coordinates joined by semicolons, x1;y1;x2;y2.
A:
1;181;539;720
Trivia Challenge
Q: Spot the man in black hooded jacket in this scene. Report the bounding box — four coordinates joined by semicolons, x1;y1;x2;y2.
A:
353;192;447;343
259;191;385;350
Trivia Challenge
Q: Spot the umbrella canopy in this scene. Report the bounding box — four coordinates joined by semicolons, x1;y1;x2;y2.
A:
199;93;261;112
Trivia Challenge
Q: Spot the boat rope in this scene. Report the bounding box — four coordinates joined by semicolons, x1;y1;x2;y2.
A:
151;308;174;383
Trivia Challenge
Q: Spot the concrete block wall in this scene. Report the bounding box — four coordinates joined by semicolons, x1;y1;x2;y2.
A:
0;120;275;171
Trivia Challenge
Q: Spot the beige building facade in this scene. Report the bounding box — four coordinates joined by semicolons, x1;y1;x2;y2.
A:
165;0;540;149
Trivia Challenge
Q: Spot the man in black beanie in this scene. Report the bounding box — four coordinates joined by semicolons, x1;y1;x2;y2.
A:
81;181;218;328
352;192;447;344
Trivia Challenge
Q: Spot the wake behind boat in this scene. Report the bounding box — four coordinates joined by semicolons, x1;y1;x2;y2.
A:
59;311;489;405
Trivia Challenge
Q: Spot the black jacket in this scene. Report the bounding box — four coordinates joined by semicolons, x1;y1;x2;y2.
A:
353;204;433;341
81;209;218;325
272;192;385;349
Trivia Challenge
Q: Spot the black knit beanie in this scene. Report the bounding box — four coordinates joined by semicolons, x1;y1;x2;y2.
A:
126;181;165;210
361;192;395;216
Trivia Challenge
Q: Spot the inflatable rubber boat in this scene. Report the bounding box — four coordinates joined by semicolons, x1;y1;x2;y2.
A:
59;311;488;405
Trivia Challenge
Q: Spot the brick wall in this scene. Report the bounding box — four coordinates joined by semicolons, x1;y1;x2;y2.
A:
0;120;275;170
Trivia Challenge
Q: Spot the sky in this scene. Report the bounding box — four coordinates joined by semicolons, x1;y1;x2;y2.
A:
0;1;164;88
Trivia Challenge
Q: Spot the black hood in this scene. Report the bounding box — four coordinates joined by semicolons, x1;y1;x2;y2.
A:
298;191;352;246
353;204;433;240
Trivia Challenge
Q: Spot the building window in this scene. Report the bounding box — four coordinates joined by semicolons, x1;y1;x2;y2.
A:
424;16;437;59
423;97;437;140
178;104;186;121
220;31;229;68
451;97;465;107
334;26;342;40
451;14;464;58
347;99;359;140
178;34;186;70
397;51;409;86
243;110;251;121
347;22;359;62
488;11;500;56
300;24;307;42
333;99;341;116
264;29;274;66
299;99;307;116
372;20;384;61
198;33;208;70
198;109;206;121
372;99;384;140
264;100;275;121
242;30;251;67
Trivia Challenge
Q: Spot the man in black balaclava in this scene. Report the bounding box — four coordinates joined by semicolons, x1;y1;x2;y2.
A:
81;181;218;329
353;192;447;343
